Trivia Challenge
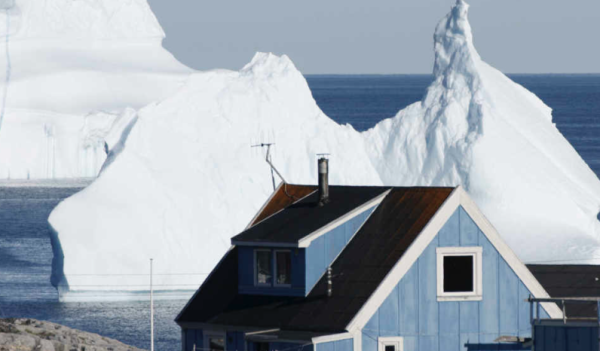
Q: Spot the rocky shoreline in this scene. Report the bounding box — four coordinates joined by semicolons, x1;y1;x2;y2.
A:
0;319;144;351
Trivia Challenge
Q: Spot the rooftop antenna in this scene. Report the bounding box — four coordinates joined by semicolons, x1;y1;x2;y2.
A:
251;143;287;191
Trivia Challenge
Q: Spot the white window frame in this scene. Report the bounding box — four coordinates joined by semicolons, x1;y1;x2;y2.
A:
436;246;483;301
378;337;403;351
203;330;226;351
273;249;292;288
254;249;272;287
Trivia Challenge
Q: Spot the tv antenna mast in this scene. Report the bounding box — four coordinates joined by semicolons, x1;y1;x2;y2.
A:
251;143;287;191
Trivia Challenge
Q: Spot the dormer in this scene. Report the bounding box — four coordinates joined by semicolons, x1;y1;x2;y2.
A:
231;158;389;297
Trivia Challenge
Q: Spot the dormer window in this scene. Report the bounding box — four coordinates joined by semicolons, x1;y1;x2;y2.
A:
253;249;292;288
255;249;272;286
275;250;291;286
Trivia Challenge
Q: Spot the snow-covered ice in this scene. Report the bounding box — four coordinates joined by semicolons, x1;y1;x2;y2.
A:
47;0;600;300
0;0;191;179
363;0;600;264
48;52;382;300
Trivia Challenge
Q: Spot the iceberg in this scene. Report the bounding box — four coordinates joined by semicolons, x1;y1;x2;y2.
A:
363;0;600;264
0;0;191;179
48;52;382;301
48;0;600;300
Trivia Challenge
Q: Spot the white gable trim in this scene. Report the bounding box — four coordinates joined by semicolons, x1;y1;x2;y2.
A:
298;189;391;248
345;186;561;332
345;187;461;331
312;332;353;345
457;188;562;318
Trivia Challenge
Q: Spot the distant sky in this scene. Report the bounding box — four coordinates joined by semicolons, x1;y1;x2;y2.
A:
147;0;600;74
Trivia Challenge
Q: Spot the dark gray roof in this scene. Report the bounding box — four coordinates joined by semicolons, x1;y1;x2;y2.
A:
177;187;454;332
231;186;390;245
528;264;600;319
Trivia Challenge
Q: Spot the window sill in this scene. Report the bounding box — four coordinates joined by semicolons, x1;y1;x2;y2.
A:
437;295;482;302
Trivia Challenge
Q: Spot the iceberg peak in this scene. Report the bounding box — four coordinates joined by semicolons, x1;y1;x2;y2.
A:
433;0;480;77
241;52;299;78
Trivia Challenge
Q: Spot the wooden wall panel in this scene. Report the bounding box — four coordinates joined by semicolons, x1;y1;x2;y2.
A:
305;205;377;294
418;242;439;336
459;207;479;246
499;259;519;335
479;233;499;335
399;262;419;336
439;301;459;335
439;210;459;246
318;338;353;351
379;285;399;336
361;206;553;351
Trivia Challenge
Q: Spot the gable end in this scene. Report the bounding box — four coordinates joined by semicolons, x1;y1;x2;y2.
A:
346;186;562;333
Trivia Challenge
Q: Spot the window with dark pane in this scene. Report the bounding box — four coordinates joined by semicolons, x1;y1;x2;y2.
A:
256;250;272;285
384;345;396;351
443;255;474;292
275;251;291;285
209;337;225;351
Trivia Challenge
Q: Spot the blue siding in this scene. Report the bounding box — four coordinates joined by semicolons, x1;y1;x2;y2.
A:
226;332;245;351
316;339;353;351
183;329;203;351
305;205;377;293
361;206;553;351
238;204;377;297
269;342;314;351
534;325;599;351
238;247;306;296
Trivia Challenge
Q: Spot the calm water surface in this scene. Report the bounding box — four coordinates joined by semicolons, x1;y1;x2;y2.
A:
0;75;599;351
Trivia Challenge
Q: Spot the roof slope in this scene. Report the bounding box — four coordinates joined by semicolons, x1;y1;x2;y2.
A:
233;186;390;245
177;187;454;332
249;184;316;226
528;265;600;318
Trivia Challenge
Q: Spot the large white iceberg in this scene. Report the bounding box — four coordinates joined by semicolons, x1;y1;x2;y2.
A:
363;0;600;263
48;52;382;301
0;0;191;179
48;0;600;300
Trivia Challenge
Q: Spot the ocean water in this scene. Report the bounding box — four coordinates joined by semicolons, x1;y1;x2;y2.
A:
0;75;599;351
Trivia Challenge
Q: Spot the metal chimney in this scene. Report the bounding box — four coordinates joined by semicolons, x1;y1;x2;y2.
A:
318;156;329;206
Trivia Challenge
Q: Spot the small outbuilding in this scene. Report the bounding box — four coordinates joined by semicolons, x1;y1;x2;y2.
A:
176;159;580;351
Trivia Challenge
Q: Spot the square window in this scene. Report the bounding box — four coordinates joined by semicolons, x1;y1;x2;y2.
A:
436;247;482;301
443;255;473;292
378;337;403;351
275;250;291;286
255;250;272;286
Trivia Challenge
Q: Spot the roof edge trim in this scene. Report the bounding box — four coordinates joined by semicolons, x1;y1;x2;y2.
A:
231;241;298;248
244;182;285;230
345;186;461;332
175;246;236;323
457;188;563;319
345;186;563;332
298;189;391;248
312;332;354;345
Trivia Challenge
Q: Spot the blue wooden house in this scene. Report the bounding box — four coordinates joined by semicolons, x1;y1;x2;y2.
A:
176;160;569;351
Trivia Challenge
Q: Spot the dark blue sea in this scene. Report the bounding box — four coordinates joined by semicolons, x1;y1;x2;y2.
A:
0;75;599;351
